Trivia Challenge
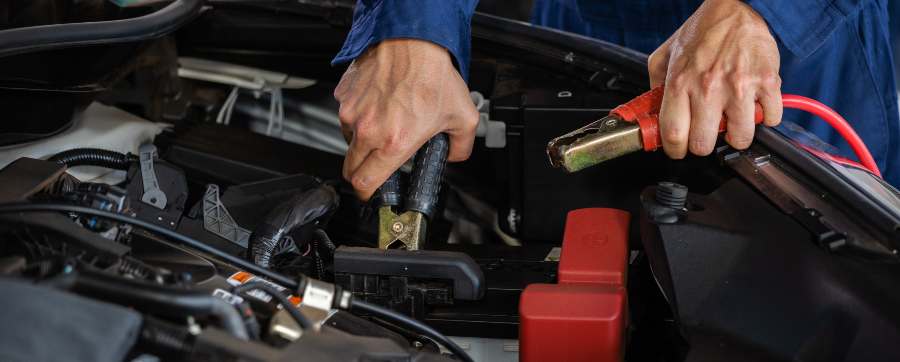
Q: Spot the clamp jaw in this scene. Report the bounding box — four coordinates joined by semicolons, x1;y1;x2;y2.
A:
376;134;450;250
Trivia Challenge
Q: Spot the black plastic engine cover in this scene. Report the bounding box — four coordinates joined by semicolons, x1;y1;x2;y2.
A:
640;180;900;362
334;247;485;321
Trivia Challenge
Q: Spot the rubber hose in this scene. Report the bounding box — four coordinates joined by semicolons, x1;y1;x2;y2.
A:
140;317;195;358
62;269;249;340
209;297;252;340
249;184;339;268
48;148;137;170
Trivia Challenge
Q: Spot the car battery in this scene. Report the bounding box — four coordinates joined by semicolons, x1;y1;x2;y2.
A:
519;208;629;362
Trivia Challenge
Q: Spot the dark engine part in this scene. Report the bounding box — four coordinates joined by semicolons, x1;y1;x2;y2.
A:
248;183;339;268
175;173;340;280
125;156;189;230
52;267;249;340
0;279;142;362
334;246;486;319
60;182;129;231
640;180;900;361
0;157;67;203
0;155;459;361
338;243;558;339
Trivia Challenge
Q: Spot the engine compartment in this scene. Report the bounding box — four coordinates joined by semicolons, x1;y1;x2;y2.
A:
1;1;899;361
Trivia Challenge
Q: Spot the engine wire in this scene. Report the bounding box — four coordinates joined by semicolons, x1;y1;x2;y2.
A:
350;298;474;362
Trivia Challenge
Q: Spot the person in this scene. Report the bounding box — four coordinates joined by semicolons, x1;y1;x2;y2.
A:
333;0;900;200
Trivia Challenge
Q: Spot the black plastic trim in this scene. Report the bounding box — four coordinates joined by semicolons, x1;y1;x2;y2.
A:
334;246;486;301
472;13;649;78
0;0;202;58
755;127;900;241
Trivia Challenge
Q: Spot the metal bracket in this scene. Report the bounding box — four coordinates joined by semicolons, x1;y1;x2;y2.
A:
202;184;251;248
299;279;336;330
138;144;167;210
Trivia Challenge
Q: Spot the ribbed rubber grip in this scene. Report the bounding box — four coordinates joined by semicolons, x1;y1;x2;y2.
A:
405;134;449;218
378;171;403;207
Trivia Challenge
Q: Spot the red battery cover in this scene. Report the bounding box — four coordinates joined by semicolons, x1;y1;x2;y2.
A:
519;208;630;362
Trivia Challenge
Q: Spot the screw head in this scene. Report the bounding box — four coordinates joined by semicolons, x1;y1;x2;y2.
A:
391;222;404;233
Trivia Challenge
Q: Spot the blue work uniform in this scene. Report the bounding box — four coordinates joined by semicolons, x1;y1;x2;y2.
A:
334;0;900;187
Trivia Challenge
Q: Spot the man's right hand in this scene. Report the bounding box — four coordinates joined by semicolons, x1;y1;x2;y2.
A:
334;39;479;201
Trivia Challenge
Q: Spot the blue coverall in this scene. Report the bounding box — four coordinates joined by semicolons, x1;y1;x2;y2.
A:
333;0;900;187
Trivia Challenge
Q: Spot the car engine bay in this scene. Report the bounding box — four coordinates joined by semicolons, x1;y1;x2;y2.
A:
2;1;900;361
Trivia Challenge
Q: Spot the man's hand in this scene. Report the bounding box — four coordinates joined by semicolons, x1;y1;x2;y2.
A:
334;39;479;201
647;0;782;159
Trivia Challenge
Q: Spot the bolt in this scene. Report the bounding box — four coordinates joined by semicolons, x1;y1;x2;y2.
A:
604;119;617;127
391;222;404;233
656;182;688;209
413;341;424;349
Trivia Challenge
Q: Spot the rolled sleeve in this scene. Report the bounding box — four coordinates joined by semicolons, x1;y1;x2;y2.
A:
332;0;478;80
744;0;874;58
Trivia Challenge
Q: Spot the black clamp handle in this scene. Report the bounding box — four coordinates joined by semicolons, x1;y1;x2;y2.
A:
379;171;403;207
376;133;449;219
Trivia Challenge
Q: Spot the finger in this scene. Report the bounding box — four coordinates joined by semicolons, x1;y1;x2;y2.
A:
658;81;691;159
648;39;673;88
758;75;783;127
724;92;756;150
687;89;725;156
446;106;479;163
446;127;476;162
439;71;480;162
342;134;372;182
349;147;411;201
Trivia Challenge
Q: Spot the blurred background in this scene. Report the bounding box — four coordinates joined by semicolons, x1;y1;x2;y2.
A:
477;0;534;21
